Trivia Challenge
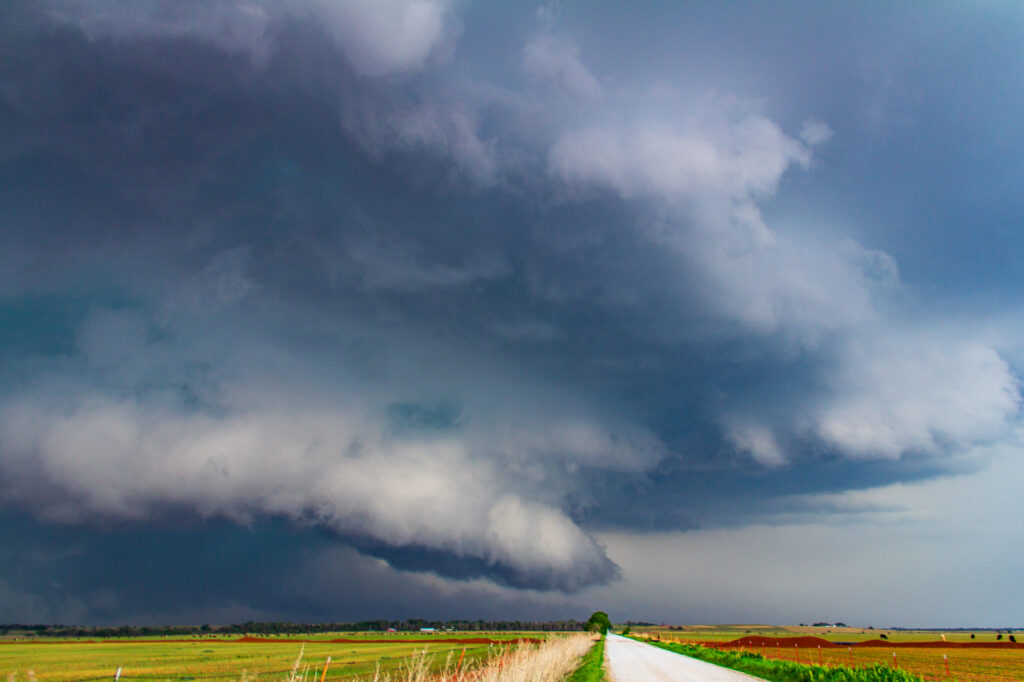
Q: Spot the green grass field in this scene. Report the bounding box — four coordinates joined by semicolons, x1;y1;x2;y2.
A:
0;633;544;681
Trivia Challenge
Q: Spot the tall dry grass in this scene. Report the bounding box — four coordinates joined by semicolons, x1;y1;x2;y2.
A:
371;634;597;682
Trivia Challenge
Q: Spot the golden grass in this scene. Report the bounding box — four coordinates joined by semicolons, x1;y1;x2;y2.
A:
0;637;509;681
466;634;595;682
0;632;596;682
338;633;595;682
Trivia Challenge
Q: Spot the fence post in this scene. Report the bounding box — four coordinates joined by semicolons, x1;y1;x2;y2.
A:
114;667;122;681
454;647;466;679
319;656;331;682
944;653;950;677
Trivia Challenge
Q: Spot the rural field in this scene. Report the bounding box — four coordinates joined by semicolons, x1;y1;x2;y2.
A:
6;624;1024;681
0;632;547;682
632;625;1024;681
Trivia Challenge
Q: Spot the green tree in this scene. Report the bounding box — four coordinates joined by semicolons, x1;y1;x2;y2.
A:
586;611;612;635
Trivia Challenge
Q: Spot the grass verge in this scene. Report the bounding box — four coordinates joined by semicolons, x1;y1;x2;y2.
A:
566;636;605;682
473;633;594;682
633;638;925;682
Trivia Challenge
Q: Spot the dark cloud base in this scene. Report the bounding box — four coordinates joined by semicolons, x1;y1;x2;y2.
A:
1;1;1022;625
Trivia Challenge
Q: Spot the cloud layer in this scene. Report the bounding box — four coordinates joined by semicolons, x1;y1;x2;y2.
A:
2;1;1023;623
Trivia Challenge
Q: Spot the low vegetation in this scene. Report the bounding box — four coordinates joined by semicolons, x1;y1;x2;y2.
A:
635;638;925;682
633;625;1024;680
0;631;597;682
472;633;595;682
566;635;605;682
0;635;515;681
584;613;611;636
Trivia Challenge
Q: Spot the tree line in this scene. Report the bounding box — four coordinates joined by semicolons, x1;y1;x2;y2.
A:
0;619;589;638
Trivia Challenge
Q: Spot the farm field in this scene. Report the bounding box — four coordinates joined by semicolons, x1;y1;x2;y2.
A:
631;623;1019;643
0;632;546;682
631;626;1024;681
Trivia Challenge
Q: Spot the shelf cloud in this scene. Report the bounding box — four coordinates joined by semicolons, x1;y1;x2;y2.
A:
2;0;1023;625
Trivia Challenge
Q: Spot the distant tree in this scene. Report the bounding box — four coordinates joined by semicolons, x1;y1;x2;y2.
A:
880;634;888;640
997;633;1003;640
586;612;612;635
621;626;631;636
970;634;975;639
1010;635;1017;643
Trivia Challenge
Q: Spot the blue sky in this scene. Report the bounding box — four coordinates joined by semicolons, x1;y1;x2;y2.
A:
1;0;1023;626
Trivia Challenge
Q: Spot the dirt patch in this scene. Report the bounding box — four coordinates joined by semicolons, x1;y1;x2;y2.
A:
717;636;837;649
715;636;1024;650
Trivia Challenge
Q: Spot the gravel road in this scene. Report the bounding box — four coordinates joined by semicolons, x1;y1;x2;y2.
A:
604;634;765;682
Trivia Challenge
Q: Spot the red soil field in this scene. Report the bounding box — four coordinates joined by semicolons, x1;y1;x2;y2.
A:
715;635;1024;650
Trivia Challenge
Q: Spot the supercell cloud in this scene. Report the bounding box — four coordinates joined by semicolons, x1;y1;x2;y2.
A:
1;1;1023;624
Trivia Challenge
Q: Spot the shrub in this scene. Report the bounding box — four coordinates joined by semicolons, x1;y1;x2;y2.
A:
585;612;612;635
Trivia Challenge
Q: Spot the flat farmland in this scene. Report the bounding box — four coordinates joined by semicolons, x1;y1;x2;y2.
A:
633;624;1019;643
0;633;544;682
632;626;1024;681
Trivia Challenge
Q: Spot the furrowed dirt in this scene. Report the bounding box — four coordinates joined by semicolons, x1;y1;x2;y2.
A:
713;635;1024;649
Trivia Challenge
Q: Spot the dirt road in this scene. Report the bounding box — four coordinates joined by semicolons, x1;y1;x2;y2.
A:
604;635;764;682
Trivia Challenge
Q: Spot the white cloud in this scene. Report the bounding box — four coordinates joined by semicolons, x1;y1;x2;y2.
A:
522;34;602;100
339;98;498;186
0;306;667;590
48;0;459;76
811;329;1020;458
548;113;811;203
0;395;617;589
800;119;833;146
725;421;786;467
656;225;882;340
548;99;1019;465
47;0;275;62
725;326;1020;464
310;0;458;76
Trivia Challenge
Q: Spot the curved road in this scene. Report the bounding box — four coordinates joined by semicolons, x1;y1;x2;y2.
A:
604;634;764;682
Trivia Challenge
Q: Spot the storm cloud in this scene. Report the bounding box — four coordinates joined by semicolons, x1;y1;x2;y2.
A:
2;1;1023;625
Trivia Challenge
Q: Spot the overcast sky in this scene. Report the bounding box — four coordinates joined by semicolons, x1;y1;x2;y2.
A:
2;0;1023;628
